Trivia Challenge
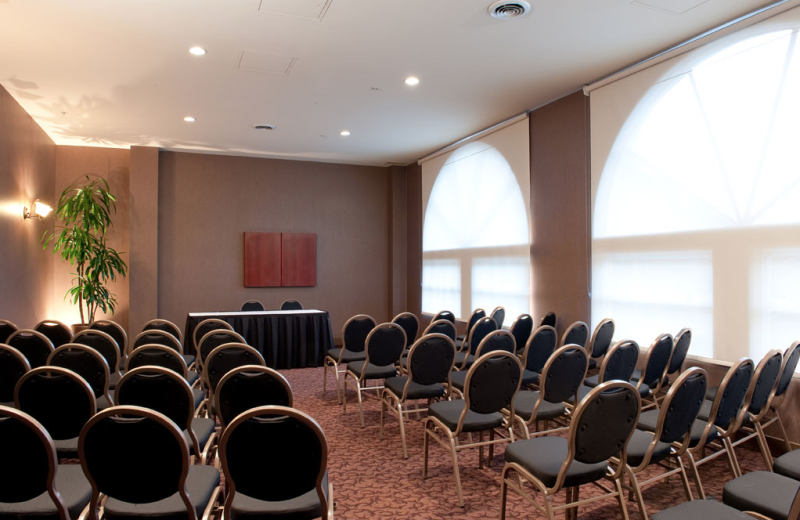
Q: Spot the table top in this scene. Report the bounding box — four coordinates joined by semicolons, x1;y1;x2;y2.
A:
188;309;327;318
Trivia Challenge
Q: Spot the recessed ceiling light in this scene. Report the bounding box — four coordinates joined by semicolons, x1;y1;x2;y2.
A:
405;76;420;86
189;46;207;56
183;116;196;122
340;130;351;136
253;124;276;131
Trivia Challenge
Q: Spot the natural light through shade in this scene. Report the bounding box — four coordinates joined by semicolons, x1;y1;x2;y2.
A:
591;21;800;366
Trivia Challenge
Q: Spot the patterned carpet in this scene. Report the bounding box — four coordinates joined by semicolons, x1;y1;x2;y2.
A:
281;366;769;520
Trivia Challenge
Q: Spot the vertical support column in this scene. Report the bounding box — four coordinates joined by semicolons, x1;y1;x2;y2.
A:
129;146;159;335
388;166;409;317
406;163;422;317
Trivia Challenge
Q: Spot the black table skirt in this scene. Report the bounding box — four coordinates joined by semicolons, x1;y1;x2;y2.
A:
184;311;334;369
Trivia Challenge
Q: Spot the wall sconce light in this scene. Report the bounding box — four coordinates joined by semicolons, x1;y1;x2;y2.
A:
23;199;52;221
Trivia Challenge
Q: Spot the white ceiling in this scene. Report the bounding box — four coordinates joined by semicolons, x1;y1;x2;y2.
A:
0;0;786;166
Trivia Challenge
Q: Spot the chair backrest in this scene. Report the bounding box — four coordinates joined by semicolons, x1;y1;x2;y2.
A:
198;329;247;368
490;306;506;329
114;367;194;433
432;310;456;324
406;334;456;390
640;333;674;390
219;406;330;520
599;340;639;383
80;406;196;519
193;318;233;353
467;317;498;355
280;299;303;311
142;319;183;343
588;319;615;359
15;366;96;441
775;341;800;400
204;344;266;393
241;300;265;312
522;325;558;373
126;345;189;377
0;319;19;343
48;344;110;401
73;329;121;376
0;345;30;404
539;345;588;405
463;308;487;349
34;320;73;349
667;328;692;375
561;321;589;348
132;330;183;354
364;323;406;369
0;405;67;519
216;366;293;429
651;367;708;450
89;320;128;356
423;319;457;341
7;330;55;369
706;358;755;433
745;349;783;420
474;330;516;357
342;314;377;353
539;312;557;328
509;314;534;354
461;351;522;427
391;312;420;348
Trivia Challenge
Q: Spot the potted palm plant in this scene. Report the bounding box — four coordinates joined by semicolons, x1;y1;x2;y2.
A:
42;176;127;330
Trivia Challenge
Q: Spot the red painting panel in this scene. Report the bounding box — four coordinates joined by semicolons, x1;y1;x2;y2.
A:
281;233;316;287
244;232;281;287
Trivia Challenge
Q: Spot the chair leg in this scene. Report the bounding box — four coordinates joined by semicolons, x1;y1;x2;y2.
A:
398;401;409;460
676;455;694;501
626;467;649;520
489;428;495;467
500;466;510;520
423;421;430;479
723;437;742;477
775;409;793;454
356;380;365;428
479;431;485;470
755;422;774;471
615;478;631;520
448;434;465;507
686;451;706;500
380;392;387;439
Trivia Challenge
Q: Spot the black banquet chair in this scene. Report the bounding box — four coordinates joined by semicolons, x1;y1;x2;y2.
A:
203;344;267;418
454;316;497;370
79;405;222;520
241;300;265;312
72;329;122;389
490;306;506;329
539;312;557;328
760;341;800;457
519;325;558;387
125;345;203;409
509;314;534;355
192;318;233;355
7;329;55;369
391;311;420;352
322;314;376;404
215;365;293;430
454;308;486;349
48;344;113;410
561;321;589;348
280;299;304;310
0;319;19;343
0;405;92;520
89;320;128;366
448;330;516;395
0;344;30;406
34;320;74;349
142;318;184;344
432;310;456;324
218;405;334;520
586;318;614;370
132;329;195;368
197;329;247;372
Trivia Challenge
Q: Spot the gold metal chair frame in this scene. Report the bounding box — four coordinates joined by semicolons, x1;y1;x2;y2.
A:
635;333;675;411
192;319;233;355
655;328;692;402
757;341;800;461
6;329;55;366
48;344;112;406
34;319;74;346
500;380;642;520
322;314;376;405
0;344;31;397
73;329;123;382
215;364;293;430
142;318;183;343
0;318;20;337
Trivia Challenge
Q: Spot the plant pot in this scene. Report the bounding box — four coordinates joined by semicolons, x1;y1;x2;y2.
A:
72;324;90;334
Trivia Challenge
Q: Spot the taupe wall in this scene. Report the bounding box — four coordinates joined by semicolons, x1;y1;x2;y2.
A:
0;86;56;327
157;151;391;337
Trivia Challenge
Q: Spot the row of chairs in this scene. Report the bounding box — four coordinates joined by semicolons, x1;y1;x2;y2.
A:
241;299;303;312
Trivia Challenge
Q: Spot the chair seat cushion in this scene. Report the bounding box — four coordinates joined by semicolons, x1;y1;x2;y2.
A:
454;351;475;369
183;355;196;367
706;386;719;401
109;372;121;390
104;465;220;520
504;436;608;488
638;411;718;448
584;374;599;388
514;390;566;422
53;437;79;458
189;417;216;453
346;361;397;380
588;358;598;370
454;338;465;350
652;498;753;520
450;370;467;391
521;369;540;386
326;348;366;364
428;399;504;433
186;371;199;386
229;473;328;520
192;388;205;409
97;393;113;411
774;449;800;481
0;464;91;520
384;376;445;400
696;399;712;421
625;429;672;468
722;471;800;520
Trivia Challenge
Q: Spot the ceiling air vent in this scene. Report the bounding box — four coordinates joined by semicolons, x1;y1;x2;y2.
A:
488;0;531;19
253;124;276;131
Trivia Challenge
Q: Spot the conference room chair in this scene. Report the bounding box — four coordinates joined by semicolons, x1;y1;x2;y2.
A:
0;405;92;520
401;319;458;372
449;330;516;395
280;299;304;310
652;485;800;520
586;318;615;370
454;308;486;349
115;366;217;465
0;344;29;406
561;321;589;349
722;469;800;520
343;323;406;427
490;306;506;329
760;341;800;458
658;328;692;398
48;344;112;410
773;446;800;482
424;351;522;508
629;333;675;407
196;329;247;372
454;316;497;370
15;366;96;459
142;318;184;343
126;345;203;410
579;339;639;401
203;343;266;419
0;319;19;343
322;314;376;404
192;318;233;354
215;365;293;430
79;406;222;520
391;311;420;352
218;406;334;520
500;381;641;520
89;320;128;369
72;329;122;389
7;329;55;368
509;313;534;355
34;320;73;349
132;329;195;368
241;300;265;311
432;310;456;324
538;311;557;328
380;333;456;459
519;325;558;387
623;367;708;520
512;344;588;440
